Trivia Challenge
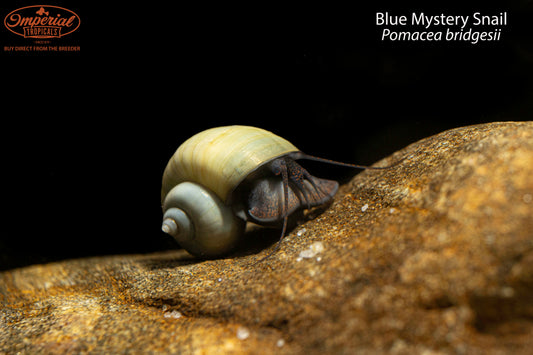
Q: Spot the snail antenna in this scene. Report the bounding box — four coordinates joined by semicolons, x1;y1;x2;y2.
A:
253;215;288;265
295;152;407;170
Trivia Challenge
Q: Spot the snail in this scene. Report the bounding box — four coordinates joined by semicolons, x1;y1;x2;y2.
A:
161;125;402;259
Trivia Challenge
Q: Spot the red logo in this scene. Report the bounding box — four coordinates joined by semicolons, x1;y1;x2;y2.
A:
4;5;80;39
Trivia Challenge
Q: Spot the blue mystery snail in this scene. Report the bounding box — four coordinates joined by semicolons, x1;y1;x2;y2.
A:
161;125;402;259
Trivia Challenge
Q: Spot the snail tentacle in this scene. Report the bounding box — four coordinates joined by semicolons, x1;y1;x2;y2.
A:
295;152;407;170
284;157;338;208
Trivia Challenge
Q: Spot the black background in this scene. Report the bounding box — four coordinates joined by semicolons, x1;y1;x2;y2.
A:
1;2;532;270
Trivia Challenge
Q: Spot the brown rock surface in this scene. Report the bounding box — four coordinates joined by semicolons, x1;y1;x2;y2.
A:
1;121;533;354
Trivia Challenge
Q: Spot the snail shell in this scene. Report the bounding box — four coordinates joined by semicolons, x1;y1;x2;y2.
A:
161;126;298;203
161;125;307;258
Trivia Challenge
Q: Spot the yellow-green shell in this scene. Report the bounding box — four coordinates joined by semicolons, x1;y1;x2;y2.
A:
161;126;299;203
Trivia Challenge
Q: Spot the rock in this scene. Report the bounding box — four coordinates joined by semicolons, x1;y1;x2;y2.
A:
1;121;533;354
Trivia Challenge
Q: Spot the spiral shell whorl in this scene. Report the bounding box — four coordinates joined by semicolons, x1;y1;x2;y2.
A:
161;182;245;257
162;208;192;239
161;126;299;203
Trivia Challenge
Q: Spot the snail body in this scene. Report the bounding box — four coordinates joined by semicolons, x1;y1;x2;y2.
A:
161;125;399;259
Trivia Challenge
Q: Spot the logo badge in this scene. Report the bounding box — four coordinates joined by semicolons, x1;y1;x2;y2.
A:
4;5;80;39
